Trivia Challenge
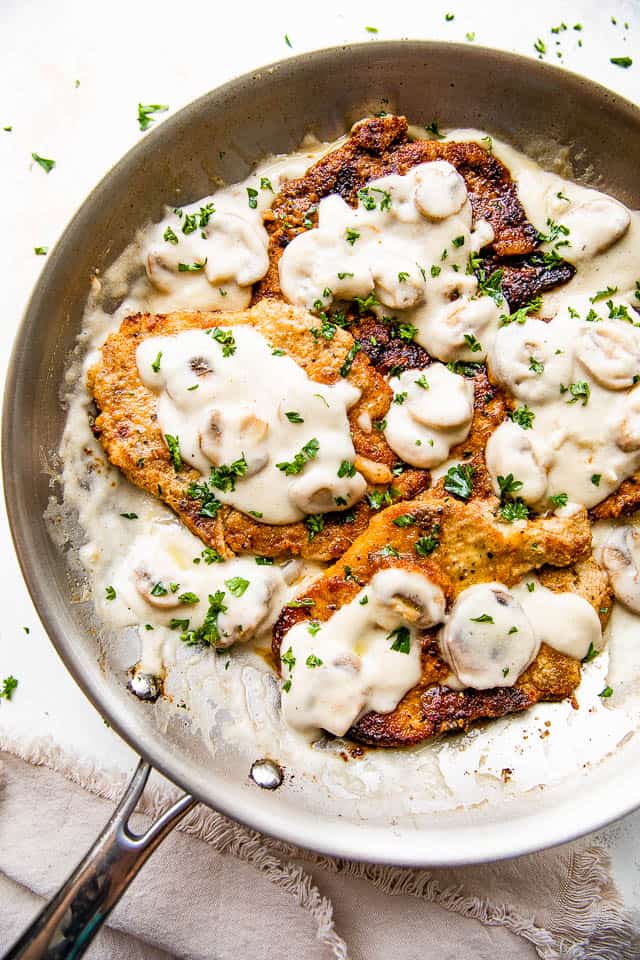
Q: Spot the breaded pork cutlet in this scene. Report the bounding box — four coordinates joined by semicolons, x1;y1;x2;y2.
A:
88;300;433;562
273;487;611;747
256;114;575;376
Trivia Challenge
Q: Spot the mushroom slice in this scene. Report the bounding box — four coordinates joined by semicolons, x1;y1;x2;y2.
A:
199;406;269;476
289;465;366;515
559;197;630;262
439;582;538;690
490;318;573;405
486;420;550;505
134;568;183;609
613;385;640;453
415;160;468;221
370;569;446;631
601;526;640;614
576;320;640;390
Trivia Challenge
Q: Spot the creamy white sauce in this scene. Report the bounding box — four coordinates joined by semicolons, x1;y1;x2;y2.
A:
383;363;474;468
279;161;504;362
281;569;446;736
141;155;312;313
101;522;289;671
137;325;366;524
439;577;601;691
55;121;640;797
487;294;640;510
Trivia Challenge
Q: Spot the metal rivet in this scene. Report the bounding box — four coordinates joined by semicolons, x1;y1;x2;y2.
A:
249;758;284;790
127;668;161;702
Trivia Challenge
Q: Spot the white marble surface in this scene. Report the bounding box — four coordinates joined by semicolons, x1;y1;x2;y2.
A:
2;0;640;917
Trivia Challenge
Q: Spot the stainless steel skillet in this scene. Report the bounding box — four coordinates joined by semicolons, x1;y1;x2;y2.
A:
4;41;640;958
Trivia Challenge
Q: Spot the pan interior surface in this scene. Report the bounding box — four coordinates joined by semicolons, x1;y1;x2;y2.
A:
6;42;640;866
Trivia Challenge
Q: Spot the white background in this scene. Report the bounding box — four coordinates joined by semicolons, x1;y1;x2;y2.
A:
2;0;640;916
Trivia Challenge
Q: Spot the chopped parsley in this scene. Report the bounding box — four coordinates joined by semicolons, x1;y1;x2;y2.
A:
0;676;18;701
165;434;182;471
444;463;475;500
284;34;292;47
610;57;632;68
452;235;465;248
599;686;614;698
306;654;323;667
285;411;304;424
246;187;258;209
591;474;602;487
180;591;227;647
34;246;48;256
430;265;441;277
415;375;429;389
286;598;315;608
446;360;483;377
305;513;324;541
388;625;411;653
470;614;494;623
549;492;569;508
345;228;360;246
529;356;544;375
337;460;356;478
415;527;440;556
397;322;418;341
339;342;360;377
566;381;590;406
477;268;504;304
178;592;200;605
534;38;547;55
583;642;600;663
151;351;162;373
202;547;225;564
425;119;445;140
590;285;618;303
497;473;529;523
105;585;116;601
31;152;55;173
380;544;400;558
398;271;410;283
463;333;482;352
225;577;250;597
120;512;138;520
367;487;395;510
178;259;207;272
137;103;168;131
526;582;535;592
208;327;236;357
393;514;415;528
308;621;321;637
255;556;274;565
499;297;542;326
393;391;407;405
276;438;320;475
510;405;535;429
260;177;273;191
500;500;529;521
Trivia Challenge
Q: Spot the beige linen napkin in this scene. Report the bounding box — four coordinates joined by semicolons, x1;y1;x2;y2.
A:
0;738;637;960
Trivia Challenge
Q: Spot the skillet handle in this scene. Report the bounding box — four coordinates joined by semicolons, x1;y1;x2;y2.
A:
3;758;196;960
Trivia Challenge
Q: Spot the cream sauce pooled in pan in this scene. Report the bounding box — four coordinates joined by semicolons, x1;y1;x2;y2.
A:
59;121;640;763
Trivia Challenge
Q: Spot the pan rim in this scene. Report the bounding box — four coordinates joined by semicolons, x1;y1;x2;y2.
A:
5;39;640;867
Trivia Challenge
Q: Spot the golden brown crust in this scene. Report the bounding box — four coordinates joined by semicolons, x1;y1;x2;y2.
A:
87;300;434;562
272;490;604;747
256;115;574;310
